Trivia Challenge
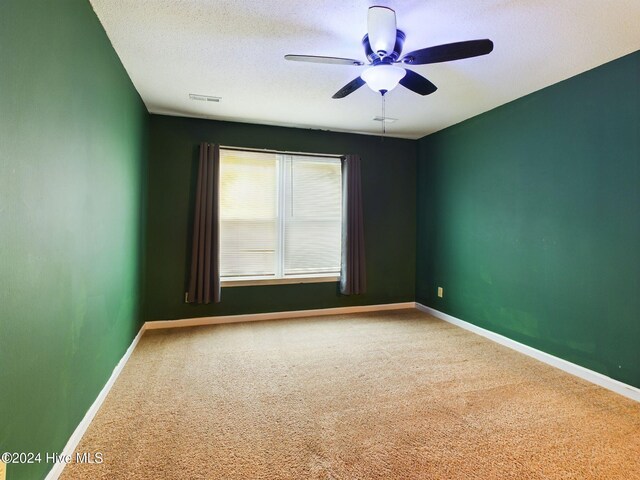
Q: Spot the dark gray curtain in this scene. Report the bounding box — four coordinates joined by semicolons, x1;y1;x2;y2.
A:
187;143;221;304
340;154;366;295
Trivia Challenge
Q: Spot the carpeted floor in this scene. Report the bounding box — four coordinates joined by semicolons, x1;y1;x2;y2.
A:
61;310;640;479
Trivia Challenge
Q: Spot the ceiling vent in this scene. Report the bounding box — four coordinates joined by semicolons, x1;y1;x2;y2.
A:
189;93;221;103
373;116;397;123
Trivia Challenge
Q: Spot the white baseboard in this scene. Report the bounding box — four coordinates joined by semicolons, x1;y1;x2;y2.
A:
415;303;640;403
44;325;147;480
145;302;417;330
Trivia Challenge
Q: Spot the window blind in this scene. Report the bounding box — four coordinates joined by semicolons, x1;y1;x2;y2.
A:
219;149;342;280
219;150;278;278
283;156;342;275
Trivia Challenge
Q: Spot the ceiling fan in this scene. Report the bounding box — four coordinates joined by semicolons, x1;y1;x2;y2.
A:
285;6;494;98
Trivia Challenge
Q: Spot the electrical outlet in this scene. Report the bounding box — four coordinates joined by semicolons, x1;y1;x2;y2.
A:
437;286;444;298
0;459;6;480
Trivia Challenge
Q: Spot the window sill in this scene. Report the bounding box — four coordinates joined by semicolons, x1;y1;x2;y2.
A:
221;275;340;287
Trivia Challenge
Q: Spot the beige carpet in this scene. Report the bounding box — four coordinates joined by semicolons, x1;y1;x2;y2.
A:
61;310;640;479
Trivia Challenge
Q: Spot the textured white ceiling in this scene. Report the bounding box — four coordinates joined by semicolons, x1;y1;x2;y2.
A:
89;0;640;139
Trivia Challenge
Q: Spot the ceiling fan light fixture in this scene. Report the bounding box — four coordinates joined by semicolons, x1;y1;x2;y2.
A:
361;64;406;93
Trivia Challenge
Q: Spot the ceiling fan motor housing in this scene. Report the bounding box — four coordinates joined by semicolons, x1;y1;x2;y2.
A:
363;31;405;64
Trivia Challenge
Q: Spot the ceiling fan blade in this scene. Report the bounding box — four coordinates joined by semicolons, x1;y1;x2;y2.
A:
368;6;397;57
285;54;364;66
332;77;366;99
399;69;437;96
401;39;494;65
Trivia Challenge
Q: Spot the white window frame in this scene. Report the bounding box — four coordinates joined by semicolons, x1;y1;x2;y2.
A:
220;150;342;288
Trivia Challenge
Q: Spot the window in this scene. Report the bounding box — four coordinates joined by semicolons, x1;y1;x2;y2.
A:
219;149;342;285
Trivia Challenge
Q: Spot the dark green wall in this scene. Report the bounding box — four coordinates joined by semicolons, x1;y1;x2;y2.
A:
144;115;416;321
416;51;640;388
0;1;148;479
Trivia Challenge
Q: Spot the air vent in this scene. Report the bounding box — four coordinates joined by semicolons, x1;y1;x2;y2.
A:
189;93;222;103
373;116;397;123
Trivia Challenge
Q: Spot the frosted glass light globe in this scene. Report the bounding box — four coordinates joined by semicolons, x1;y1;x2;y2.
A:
361;65;406;93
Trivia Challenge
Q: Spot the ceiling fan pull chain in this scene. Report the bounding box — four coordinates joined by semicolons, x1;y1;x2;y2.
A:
383;93;387;136
381;93;386;139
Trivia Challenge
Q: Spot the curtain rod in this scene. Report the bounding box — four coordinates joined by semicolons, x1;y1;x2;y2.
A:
219;145;343;159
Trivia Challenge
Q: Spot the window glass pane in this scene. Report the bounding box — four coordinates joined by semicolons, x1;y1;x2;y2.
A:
284;156;342;275
219;150;278;277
